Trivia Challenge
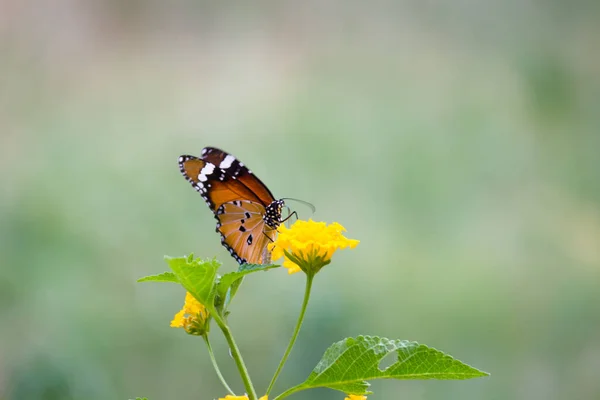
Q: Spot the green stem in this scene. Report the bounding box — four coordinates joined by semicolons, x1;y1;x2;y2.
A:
272;383;306;400
203;335;235;395
266;273;314;396
214;315;258;400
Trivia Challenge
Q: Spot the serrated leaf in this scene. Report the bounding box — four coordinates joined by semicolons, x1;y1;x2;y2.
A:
216;263;280;308
165;255;220;313
297;335;489;395
136;271;178;283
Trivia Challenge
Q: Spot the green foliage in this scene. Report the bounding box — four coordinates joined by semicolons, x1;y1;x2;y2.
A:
294;335;489;395
136;271;178;283
138;256;488;398
138;256;280;316
164;255;221;313
217;263;280;309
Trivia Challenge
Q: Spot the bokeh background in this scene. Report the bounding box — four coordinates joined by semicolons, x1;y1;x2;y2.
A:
1;2;600;399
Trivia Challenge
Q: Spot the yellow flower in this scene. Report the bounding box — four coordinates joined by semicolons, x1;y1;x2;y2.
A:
268;219;359;275
345;395;367;400
170;292;209;335
218;396;268;400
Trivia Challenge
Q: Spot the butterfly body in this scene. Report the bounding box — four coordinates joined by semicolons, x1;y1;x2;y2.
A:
178;147;284;264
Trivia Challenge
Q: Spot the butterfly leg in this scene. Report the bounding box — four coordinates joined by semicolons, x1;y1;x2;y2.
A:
281;210;298;225
262;230;275;243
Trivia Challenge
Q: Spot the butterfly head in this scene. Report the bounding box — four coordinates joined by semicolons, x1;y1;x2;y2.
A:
264;199;284;229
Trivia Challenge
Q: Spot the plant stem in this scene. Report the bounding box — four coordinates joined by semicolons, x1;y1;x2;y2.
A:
203;335;235;395
272;383;305;400
266;273;314;396
215;316;258;400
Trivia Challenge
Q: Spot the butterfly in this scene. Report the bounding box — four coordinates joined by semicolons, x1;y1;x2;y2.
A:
178;147;284;265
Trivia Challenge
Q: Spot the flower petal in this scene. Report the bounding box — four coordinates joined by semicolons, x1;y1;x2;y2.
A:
270;219;359;275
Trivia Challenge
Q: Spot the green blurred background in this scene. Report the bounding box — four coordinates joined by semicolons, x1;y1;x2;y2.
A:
1;2;599;399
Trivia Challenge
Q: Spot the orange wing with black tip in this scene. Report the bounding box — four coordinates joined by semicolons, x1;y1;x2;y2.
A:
178;148;283;264
200;147;277;207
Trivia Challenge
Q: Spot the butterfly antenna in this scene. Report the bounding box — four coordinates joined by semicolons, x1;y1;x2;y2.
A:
281;197;316;215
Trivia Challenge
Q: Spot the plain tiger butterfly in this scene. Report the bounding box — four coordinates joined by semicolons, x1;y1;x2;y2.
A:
178;147;284;265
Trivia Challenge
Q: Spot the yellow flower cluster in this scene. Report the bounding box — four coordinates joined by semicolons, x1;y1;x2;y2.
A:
269;219;359;275
345;395;367;400
170;292;209;335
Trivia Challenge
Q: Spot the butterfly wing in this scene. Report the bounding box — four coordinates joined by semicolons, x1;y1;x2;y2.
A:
216;201;277;264
178;148;279;264
200;147;277;207
179;154;264;210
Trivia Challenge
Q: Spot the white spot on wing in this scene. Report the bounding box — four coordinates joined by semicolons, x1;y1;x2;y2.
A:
219;155;236;169
198;163;215;182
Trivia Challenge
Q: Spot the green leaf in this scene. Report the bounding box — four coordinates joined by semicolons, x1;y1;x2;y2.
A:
238;262;280;272
136;272;178;283
296;335;489;395
165;255;221;313
216;263;280;308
